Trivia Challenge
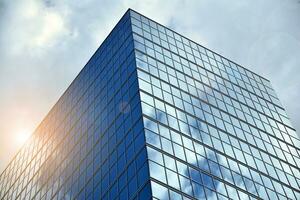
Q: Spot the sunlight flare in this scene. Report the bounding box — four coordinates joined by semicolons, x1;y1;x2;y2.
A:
15;129;31;145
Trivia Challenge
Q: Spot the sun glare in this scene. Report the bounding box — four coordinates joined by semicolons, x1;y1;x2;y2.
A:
16;130;31;145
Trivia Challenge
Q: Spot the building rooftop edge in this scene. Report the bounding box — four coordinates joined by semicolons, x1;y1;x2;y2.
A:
127;8;271;83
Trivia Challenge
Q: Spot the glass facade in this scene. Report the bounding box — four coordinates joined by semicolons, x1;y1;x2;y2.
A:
0;10;150;200
130;10;300;200
0;9;299;200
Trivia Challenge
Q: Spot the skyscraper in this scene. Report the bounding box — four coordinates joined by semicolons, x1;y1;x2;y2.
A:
1;8;299;200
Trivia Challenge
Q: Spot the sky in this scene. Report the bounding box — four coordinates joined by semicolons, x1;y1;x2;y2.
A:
0;0;299;173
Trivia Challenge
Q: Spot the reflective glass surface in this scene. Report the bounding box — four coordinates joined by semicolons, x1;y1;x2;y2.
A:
0;10;150;200
130;9;300;200
0;9;299;200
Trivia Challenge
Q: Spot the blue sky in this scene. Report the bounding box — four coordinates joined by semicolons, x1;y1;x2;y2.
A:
0;0;299;172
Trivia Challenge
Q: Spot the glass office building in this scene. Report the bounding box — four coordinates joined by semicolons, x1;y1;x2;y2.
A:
1;9;299;200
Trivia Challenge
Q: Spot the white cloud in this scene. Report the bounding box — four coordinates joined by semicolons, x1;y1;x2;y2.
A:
0;0;71;56
32;12;67;47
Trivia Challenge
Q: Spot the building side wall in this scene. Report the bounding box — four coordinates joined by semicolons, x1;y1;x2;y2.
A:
130;9;300;200
0;10;151;200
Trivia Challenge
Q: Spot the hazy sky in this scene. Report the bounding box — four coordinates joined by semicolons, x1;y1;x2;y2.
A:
0;0;299;173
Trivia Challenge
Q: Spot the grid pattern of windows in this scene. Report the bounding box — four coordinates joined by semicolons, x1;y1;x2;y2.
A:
0;9;299;200
0;10;151;200
129;9;300;200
